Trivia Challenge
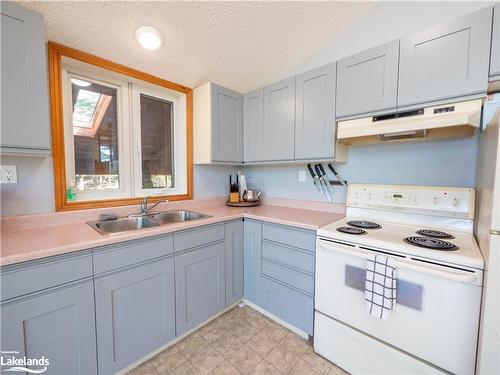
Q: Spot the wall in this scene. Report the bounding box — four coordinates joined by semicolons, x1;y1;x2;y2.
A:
0;156;56;216
244;1;493;203
245;136;479;204
0;161;236;216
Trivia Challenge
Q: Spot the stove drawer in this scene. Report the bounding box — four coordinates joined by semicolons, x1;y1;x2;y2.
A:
314;312;445;375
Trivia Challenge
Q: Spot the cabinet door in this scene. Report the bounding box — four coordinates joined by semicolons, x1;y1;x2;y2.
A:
491;4;500;79
243;220;262;305
263;77;296;161
211;84;243;162
398;7;492;108
175;242;226;335
295;63;336;160
95;257;175;374
0;2;50;153
1;281;97;375
243;88;264;162
225;220;244;306
336;41;399;118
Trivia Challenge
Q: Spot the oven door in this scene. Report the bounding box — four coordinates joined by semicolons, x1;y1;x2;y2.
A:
315;237;483;375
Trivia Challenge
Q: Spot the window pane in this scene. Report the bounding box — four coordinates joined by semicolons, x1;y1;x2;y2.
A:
71;80;119;191
140;94;174;189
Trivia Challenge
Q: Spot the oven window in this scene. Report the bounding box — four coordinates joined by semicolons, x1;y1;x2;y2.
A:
345;265;423;311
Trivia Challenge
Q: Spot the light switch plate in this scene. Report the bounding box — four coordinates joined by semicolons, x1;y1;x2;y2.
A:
1;165;17;184
298;170;306;182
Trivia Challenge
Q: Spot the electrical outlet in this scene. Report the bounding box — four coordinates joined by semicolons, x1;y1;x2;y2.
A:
1;165;17;184
298;170;306;182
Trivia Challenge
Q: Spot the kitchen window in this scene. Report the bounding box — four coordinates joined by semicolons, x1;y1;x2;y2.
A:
49;43;192;210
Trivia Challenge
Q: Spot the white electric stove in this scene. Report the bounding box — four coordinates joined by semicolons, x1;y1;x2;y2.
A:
314;184;484;375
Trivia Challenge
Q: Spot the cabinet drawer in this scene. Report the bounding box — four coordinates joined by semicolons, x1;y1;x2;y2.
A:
174;224;225;252
262;223;315;251
93;235;173;275
1;251;93;301
260;277;314;335
262;241;314;273
261;260;314;295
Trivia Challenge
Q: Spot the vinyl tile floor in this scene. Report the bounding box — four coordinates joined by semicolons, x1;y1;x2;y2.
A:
126;305;350;375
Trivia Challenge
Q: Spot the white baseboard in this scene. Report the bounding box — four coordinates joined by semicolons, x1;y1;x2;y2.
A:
242;299;309;340
116;300;242;375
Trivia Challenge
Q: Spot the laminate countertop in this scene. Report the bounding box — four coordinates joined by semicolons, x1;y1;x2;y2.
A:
1;198;345;267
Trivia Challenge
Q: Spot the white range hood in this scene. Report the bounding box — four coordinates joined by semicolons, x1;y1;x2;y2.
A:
337;99;482;146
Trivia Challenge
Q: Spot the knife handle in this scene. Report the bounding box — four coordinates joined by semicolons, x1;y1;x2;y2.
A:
314;164;322;177
307;164;317;178
327;163;338;176
318;164;327;176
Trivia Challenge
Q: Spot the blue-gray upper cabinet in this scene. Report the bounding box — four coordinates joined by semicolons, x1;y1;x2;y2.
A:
336;40;399;119
0;2;50;155
491;4;500;80
212;84;244;162
263;77;296;161
193;82;243;164
295;63;336;160
1;280;97;375
243;220;262;305
175;242;226;335
225;220;244;306
243;88;265;162
94;257;175;374
398;7;493;109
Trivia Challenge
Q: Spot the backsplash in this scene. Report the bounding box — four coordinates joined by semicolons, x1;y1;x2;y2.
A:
244;136;479;203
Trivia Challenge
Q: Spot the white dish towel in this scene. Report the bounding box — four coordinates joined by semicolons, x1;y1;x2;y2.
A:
365;253;397;320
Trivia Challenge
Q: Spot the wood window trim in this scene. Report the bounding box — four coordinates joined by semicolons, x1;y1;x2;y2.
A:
48;42;193;211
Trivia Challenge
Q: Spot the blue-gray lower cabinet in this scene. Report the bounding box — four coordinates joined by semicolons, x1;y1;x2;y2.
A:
94;257;175;375
244;221;315;335
1;280;97;375
243;220;262;305
225;220;244;306
175;242;226;335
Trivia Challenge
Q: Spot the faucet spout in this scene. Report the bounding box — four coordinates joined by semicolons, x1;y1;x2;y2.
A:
133;196;168;217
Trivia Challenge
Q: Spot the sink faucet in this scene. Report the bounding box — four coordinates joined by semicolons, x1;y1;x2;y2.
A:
139;196;168;215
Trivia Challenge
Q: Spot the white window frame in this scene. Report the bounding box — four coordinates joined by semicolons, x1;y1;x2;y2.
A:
131;84;187;197
61;57;187;202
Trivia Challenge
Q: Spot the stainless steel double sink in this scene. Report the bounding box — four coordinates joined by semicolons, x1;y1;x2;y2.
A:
87;210;211;235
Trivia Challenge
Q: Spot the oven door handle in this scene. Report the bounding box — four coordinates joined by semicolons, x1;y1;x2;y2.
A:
318;239;481;285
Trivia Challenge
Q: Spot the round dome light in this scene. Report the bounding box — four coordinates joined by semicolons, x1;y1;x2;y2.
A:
135;26;162;50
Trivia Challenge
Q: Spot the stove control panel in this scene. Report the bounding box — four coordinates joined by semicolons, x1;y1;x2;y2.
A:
347;184;475;219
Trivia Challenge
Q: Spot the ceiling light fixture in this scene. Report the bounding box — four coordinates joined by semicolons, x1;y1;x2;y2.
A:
71;78;92;87
135;26;162;50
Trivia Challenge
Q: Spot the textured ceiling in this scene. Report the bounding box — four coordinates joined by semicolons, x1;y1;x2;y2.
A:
19;1;375;92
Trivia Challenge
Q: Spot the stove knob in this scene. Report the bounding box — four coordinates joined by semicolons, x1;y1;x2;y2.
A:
453;198;459;206
433;197;439;205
